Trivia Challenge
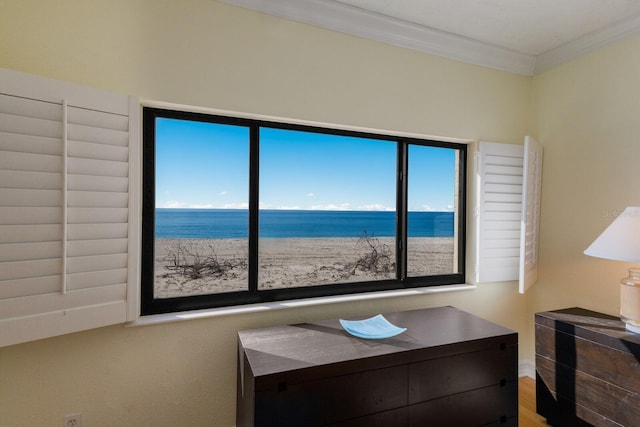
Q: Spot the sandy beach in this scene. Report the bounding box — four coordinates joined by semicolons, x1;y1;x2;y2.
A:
154;237;455;298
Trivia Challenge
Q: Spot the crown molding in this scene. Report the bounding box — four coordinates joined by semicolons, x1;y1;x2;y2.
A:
220;0;640;76
534;12;640;74
220;0;536;76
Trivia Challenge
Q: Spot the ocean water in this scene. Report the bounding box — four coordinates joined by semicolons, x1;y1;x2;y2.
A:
155;209;454;239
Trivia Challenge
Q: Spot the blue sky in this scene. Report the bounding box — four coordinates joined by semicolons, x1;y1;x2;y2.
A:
155;118;456;211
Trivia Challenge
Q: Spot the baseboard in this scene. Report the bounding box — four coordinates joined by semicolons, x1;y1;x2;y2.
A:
519;359;535;378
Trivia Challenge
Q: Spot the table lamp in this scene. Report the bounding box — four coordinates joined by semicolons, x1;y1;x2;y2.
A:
584;206;640;333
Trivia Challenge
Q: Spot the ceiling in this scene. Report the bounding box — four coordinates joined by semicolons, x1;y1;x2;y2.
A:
220;0;640;75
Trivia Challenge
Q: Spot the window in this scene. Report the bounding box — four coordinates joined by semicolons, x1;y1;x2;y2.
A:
141;108;466;315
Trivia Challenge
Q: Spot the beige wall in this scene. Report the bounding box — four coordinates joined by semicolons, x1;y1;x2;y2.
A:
1;0;536;426
530;36;640;320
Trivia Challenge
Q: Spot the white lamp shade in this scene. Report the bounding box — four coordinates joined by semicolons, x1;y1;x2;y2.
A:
584;207;640;262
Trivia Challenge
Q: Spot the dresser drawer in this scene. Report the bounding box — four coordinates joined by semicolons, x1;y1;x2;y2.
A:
536;323;640;393
537;355;640;426
327;407;407;427
408;344;517;404
255;364;407;427
408;381;517;427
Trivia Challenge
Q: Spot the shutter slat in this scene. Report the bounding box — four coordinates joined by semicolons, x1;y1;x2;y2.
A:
68;157;128;177
483;211;521;222
68;238;128;257
0;170;62;190
483;221;520;232
0;112;62;139
0;188;62;207
0;241;61;262
484;164;524;176
0;275;60;300
68;140;128;162
484;182;523;194
67;174;128;192
483;258;519;268
484;229;520;240
484;202;522;212
0;207;61;225
66;269;128;291
484;257;519;266
0;258;62;281
68;123;128;147
484;193;522;203
68;208;128;224
0;150;61;173
68;105;128;132
67;223;128;240
484;247;520;258
484;173;523;185
0;283;126;320
67;253;128;275
1;300;127;347
0;93;61;121
67;191;128;208
0;131;61;156
483;239;521;249
0;224;61;244
68;239;128;257
485;152;523;165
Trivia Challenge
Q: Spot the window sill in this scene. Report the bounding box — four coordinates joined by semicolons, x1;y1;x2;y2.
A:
128;283;476;327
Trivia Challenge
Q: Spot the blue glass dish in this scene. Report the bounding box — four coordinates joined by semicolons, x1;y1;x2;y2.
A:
339;314;407;339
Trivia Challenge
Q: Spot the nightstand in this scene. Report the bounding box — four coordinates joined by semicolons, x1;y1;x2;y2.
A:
535;307;640;426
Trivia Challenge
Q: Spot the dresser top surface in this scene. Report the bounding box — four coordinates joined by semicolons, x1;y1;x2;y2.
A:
536;307;640;353
239;306;516;378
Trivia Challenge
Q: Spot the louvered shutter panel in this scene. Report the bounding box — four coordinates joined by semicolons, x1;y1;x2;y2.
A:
519;136;543;294
475;141;524;283
0;68;139;347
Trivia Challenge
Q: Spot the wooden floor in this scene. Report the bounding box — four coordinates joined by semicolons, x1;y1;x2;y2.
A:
519;376;550;427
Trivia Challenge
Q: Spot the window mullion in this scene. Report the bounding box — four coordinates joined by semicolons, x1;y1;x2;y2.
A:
248;125;260;293
140;109;157;311
397;141;408;281
456;146;467;277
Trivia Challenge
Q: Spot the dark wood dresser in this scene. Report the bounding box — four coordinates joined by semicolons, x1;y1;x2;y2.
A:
236;306;518;426
535;307;640;426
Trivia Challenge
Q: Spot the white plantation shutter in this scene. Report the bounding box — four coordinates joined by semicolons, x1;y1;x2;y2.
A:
519;136;543;294
0;68;140;347
475;141;524;283
476;139;543;287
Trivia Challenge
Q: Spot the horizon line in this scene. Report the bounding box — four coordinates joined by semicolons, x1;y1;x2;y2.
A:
156;207;454;212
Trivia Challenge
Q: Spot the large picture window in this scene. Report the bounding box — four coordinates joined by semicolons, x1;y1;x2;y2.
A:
141;108;466;315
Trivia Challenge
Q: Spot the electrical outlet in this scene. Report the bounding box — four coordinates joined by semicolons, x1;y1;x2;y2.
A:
64;413;82;427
